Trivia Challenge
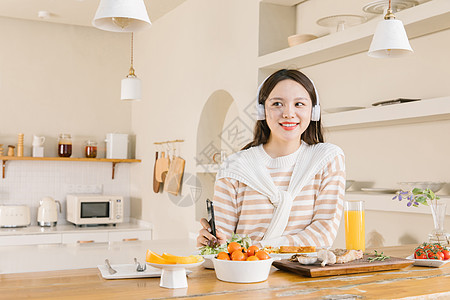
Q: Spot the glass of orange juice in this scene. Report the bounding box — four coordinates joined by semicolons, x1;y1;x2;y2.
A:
344;200;365;251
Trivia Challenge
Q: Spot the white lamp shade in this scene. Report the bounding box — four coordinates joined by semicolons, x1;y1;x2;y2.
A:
121;77;142;101
368;19;413;58
93;0;151;32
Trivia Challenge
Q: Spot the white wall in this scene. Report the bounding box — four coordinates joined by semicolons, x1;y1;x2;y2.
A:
131;0;259;239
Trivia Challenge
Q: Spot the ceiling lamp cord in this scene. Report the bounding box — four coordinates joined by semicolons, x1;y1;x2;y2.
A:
385;0;395;20
128;33;136;78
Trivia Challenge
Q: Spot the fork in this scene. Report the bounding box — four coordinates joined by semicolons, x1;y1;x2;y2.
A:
134;258;146;272
105;259;117;275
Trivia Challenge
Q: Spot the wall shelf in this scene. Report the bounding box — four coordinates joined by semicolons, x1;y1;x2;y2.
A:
346;192;450;216
0;156;141;180
322;96;450;130
258;0;450;70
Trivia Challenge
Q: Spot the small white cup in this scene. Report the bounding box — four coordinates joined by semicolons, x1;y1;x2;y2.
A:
32;135;46;146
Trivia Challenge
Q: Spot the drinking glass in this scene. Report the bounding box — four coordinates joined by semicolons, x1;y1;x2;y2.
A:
344;200;365;251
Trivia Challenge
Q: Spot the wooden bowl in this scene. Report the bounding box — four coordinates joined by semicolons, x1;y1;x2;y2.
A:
288;34;318;47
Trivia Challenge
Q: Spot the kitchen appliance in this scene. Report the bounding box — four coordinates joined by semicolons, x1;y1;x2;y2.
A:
37;196;61;227
105;133;128;159
0;205;31;228
66;194;124;226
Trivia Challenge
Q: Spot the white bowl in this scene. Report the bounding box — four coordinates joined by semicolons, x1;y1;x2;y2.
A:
212;257;275;283
201;254;215;269
287;34;318;47
398;182;446;193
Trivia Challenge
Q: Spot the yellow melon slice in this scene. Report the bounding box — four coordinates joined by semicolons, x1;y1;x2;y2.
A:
146;250;170;264
162;253;203;264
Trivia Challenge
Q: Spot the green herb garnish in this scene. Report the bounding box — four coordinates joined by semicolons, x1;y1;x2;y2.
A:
368;250;390;262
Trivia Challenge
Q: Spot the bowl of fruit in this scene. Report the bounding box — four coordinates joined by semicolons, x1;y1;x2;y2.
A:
198;233;252;269
212;242;275;283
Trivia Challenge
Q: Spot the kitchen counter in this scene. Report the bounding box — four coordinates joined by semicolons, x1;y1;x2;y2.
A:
0;222;151;236
1;244;450;299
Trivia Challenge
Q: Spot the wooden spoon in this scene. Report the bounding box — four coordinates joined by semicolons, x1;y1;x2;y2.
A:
152;151;161;193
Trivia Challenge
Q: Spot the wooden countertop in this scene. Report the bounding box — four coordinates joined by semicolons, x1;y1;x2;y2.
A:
1;244;450;299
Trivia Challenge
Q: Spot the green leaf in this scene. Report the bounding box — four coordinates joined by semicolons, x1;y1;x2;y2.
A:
416;196;428;205
429;190;436;200
412;188;423;195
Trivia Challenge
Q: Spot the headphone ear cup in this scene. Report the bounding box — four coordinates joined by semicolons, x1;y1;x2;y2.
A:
311;105;321;121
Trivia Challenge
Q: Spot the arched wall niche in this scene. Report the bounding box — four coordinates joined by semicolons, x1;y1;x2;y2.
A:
195;89;237;221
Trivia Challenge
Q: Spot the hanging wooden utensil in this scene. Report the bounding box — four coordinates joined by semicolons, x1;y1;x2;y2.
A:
155;151;169;183
153;151;161;193
164;143;185;196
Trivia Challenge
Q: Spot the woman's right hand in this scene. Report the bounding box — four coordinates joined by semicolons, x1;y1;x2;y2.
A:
197;218;226;247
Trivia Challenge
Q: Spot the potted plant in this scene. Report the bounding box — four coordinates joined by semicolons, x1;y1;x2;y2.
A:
394;188;448;244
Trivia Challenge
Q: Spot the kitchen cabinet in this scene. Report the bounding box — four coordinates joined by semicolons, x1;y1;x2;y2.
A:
62;232;109;244
0;224;152;246
0;156;141;179
108;230;152;242
258;0;450;71
0;233;61;246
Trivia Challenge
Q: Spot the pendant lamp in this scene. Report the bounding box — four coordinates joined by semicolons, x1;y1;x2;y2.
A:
368;0;413;58
93;0;151;32
121;33;141;101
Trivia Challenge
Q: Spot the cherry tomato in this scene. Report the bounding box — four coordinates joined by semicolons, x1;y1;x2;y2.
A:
414;249;427;259
436;251;444;260
427;251;440;260
442;249;450;260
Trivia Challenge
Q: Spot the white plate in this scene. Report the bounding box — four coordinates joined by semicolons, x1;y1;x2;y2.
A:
269;252;317;259
97;264;162;280
147;260;204;270
361;188;398;194
323;106;365;113
406;255;450;268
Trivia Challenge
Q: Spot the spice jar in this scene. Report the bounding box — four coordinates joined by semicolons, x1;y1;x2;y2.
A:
58;134;72;157
84;140;98;158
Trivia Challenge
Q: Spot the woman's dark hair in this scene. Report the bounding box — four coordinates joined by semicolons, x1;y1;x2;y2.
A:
242;69;324;150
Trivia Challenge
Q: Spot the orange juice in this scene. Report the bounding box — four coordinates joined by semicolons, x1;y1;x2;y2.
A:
345;210;365;251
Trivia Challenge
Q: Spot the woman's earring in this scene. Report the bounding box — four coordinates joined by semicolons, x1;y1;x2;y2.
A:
257;103;265;120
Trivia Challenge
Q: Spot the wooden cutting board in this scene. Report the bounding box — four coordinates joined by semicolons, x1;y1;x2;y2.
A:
272;255;413;278
153;152;160;193
155;152;169;183
163;156;185;196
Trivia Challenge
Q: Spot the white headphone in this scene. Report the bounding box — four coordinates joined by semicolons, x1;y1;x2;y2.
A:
256;73;321;122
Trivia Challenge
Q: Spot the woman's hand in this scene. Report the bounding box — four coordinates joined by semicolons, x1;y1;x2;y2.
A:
197;218;227;247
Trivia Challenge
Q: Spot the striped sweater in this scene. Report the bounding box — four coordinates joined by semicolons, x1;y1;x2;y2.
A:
213;144;345;247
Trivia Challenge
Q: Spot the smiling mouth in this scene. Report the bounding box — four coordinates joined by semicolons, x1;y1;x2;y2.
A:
280;122;299;130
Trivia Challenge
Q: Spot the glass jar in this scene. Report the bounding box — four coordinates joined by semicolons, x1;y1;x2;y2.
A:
58;134;72;157
84;140;98;158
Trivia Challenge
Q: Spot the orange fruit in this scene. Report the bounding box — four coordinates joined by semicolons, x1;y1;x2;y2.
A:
255;250;270;260
247;256;259;261
217;252;231;260
247;245;259;257
243;252;248;260
230;250;246;261
227;242;242;255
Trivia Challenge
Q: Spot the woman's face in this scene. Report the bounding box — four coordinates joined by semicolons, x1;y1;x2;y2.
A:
265;79;312;145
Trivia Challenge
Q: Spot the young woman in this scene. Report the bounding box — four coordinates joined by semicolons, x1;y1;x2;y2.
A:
197;69;345;248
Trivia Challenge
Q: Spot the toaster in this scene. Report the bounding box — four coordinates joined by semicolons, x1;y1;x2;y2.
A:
0;205;31;227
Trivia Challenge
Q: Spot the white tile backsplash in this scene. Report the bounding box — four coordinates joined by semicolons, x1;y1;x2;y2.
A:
0;160;131;226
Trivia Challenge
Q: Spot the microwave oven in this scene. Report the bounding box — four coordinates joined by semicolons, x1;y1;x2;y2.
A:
66;194;124;226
